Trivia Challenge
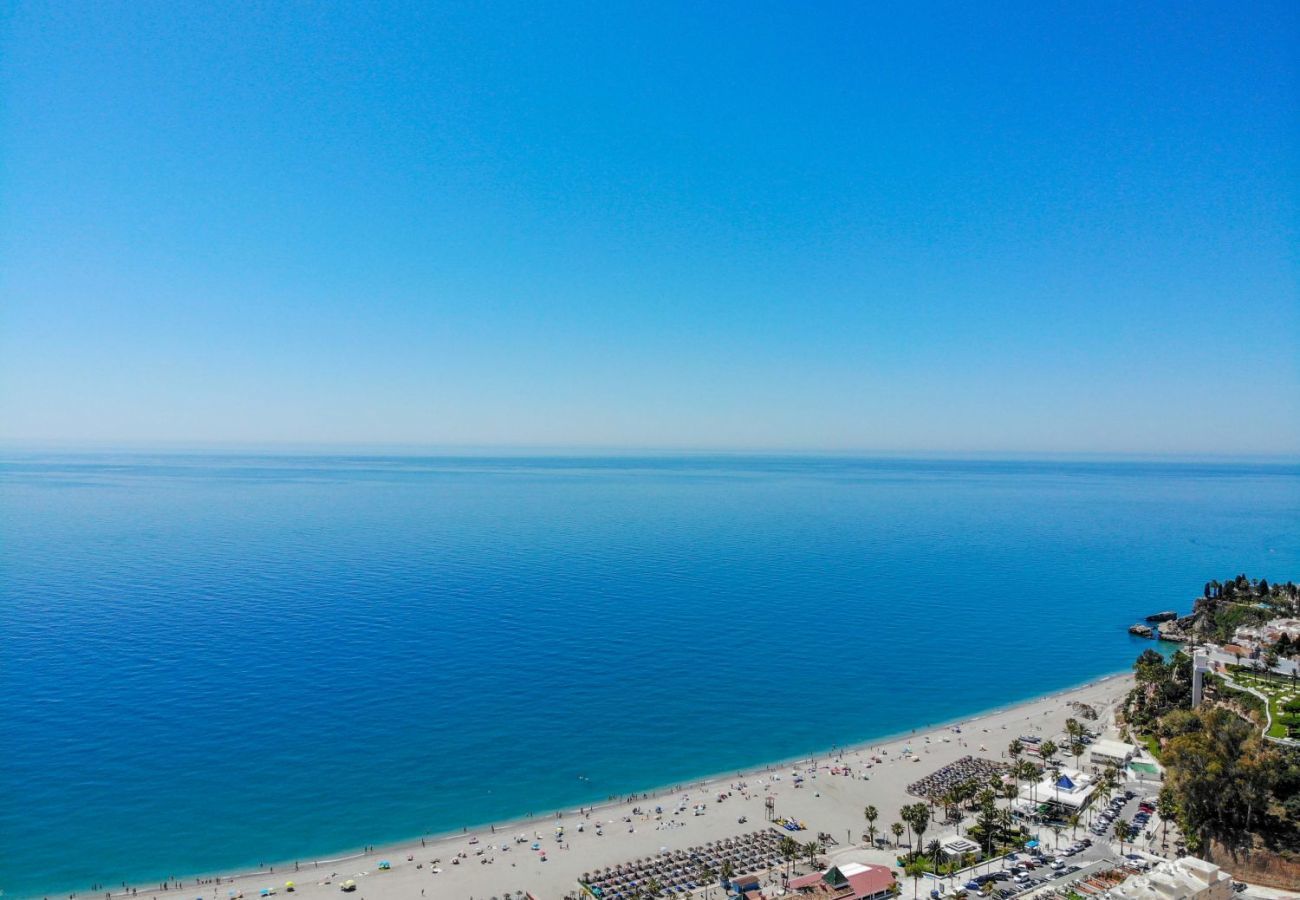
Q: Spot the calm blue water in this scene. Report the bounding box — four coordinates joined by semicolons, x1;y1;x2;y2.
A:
3;454;1298;898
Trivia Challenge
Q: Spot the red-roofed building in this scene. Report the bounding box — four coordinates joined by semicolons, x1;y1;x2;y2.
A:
788;864;896;900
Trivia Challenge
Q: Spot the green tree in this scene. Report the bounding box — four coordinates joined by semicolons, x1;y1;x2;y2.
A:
891;821;905;849
904;859;926;900
780;836;799;877
974;790;999;871
1113;818;1128;856
1162;706;1279;856
1156;786;1177;852
1017;760;1040;804
910;804;931;862
927;839;943;877
864;805;879;845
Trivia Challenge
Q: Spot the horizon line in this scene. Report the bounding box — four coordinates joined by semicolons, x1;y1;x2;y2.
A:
1;439;1298;464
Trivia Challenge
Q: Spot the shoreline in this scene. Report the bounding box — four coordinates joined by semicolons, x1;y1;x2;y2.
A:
62;669;1135;900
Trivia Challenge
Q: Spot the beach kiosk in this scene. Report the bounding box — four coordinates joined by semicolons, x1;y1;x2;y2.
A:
1088;739;1138;771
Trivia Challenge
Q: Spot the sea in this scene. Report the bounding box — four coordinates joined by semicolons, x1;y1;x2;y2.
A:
3;453;1298;898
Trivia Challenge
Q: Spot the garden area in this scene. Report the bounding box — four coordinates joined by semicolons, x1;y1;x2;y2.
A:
1226;666;1300;739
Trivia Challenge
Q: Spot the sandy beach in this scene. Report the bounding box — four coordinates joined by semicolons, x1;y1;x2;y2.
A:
86;675;1134;900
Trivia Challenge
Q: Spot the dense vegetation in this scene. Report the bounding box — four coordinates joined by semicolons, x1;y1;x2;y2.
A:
1123;649;1300;860
1191;576;1300;644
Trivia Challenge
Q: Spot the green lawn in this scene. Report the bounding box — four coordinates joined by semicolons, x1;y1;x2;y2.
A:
1228;666;1300;739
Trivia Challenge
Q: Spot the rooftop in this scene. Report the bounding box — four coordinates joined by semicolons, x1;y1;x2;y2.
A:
1107;857;1232;900
1089;739;1139;761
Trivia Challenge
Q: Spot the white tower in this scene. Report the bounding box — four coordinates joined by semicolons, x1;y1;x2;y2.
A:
1192;652;1210;708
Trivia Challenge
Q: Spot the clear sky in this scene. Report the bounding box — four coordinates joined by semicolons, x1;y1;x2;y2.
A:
1;2;1296;454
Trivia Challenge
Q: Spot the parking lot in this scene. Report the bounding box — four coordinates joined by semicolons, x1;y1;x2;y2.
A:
924;781;1172;900
927;842;1120;900
1086;783;1176;852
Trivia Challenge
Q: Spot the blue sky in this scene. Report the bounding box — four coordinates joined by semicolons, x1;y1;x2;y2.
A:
1;1;1296;453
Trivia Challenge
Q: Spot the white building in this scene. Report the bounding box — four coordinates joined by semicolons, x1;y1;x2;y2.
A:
1107;857;1233;900
1016;767;1098;815
939;835;982;862
1089;739;1139;770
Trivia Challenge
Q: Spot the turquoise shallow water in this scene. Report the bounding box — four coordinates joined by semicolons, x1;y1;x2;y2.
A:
3;454;1298;898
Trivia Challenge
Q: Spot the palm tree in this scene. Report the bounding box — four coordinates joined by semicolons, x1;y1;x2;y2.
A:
1049;825;1064;852
1156;787;1176;852
804;839;822;869
1096;775;1114;808
938;789;955;825
900;806;914;851
720;861;735;885
911;805;931;862
1000;779;1018;821
927;839;943;877
864;805;879;846
998;807;1013;857
1006;740;1024;812
1113;818;1129;856
904;859;926;900
891;822;905;849
1067;814;1080;841
645;878;663;898
949;782;967;823
1017;760;1040;804
780;837;799;878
